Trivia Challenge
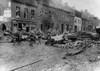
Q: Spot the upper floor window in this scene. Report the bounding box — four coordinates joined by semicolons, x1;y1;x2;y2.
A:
40;8;44;16
45;10;48;15
16;6;20;18
48;11;52;19
45;10;48;18
62;13;64;21
77;19;79;23
74;18;77;23
67;17;69;22
78;19;79;23
31;10;35;19
24;8;28;18
61;13;63;21
57;12;60;20
49;11;51;14
83;28;85;31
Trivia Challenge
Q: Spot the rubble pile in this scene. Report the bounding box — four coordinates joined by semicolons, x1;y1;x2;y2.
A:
53;39;90;49
53;39;100;56
42;41;100;71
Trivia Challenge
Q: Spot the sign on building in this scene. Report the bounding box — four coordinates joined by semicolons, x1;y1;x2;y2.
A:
0;16;3;21
3;9;11;22
3;9;11;18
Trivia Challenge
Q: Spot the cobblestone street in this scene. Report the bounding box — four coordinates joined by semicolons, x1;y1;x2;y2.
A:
0;42;100;71
0;0;100;71
0;42;66;71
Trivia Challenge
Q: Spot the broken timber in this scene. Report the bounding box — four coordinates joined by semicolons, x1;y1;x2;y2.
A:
10;60;43;71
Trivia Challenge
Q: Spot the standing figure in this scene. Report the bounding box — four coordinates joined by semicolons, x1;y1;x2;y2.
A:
29;31;36;47
13;31;22;45
2;23;6;32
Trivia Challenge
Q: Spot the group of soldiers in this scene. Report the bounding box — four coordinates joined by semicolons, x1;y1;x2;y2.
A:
13;29;43;46
0;23;44;46
0;22;64;47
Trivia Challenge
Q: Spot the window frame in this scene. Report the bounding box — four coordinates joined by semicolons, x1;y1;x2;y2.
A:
31;9;35;19
16;6;20;18
24;8;28;19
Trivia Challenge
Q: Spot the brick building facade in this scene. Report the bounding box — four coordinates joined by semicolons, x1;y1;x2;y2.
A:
0;0;99;34
4;0;74;34
11;0;38;32
73;10;82;32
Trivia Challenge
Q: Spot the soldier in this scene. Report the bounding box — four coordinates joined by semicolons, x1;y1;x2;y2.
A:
2;23;6;32
29;30;37;46
36;29;43;44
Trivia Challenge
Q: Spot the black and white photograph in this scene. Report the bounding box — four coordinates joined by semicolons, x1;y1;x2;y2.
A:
0;0;100;71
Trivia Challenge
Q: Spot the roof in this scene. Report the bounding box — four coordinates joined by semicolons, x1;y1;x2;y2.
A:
12;0;37;7
42;4;71;15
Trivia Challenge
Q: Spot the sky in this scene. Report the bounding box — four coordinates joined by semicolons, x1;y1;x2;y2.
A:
61;0;100;19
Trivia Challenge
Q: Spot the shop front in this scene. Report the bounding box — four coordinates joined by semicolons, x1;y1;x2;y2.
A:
11;19;31;33
41;19;54;33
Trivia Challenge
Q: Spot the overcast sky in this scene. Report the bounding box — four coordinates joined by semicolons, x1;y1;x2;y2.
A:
61;0;100;19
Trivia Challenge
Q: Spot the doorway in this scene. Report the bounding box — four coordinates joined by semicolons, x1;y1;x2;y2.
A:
18;23;22;31
74;25;77;32
61;24;64;33
41;20;52;33
41;24;43;32
26;27;30;32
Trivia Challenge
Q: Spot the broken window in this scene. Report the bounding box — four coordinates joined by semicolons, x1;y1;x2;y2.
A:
16;6;20;18
48;11;52;19
31;10;35;19
40;8;44;17
24;8;28;18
